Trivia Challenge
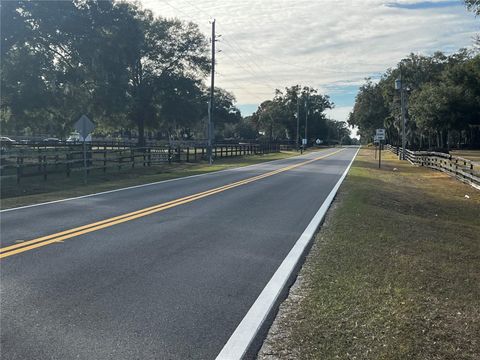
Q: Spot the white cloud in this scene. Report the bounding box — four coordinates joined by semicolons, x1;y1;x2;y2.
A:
325;106;352;123
141;0;478;113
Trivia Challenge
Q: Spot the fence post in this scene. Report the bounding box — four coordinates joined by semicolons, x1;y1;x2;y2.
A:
66;153;71;177
186;147;190;163
118;151;122;170
194;146;197;162
131;148;135;168
103;150;107;172
16;156;21;184
168;146;172;164
148;148;152;167
43;155;47;180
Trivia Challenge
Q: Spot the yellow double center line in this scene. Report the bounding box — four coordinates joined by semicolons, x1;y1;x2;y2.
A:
0;149;344;259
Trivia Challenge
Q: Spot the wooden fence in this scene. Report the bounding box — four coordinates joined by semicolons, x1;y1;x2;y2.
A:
0;143;279;184
385;145;480;190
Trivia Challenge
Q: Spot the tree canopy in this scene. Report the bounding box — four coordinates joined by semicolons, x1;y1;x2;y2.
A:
0;0;240;143
349;50;480;149
1;0;354;146
249;85;350;145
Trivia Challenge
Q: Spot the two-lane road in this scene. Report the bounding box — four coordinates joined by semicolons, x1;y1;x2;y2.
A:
1;147;357;359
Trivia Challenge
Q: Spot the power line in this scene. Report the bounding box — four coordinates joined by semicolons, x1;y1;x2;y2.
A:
221;38;283;89
218;51;279;90
159;0;210;31
178;0;213;19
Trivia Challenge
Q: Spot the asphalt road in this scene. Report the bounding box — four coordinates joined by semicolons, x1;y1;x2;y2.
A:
1;147;357;360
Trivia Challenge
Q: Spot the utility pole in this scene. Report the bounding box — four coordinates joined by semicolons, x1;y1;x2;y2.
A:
400;75;406;160
296;98;300;151
207;19;216;165
396;72;406;160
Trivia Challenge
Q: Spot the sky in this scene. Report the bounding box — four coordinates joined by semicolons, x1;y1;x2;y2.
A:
140;0;478;134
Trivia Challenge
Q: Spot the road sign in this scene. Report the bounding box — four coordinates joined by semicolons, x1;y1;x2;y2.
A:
74;115;94;185
376;128;385;141
374;130;384;169
315;138;322;145
302;138;307;145
74;115;95;140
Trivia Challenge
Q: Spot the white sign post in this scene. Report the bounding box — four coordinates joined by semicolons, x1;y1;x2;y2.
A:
74;115;95;184
300;138;307;154
376;128;385;141
375;129;385;168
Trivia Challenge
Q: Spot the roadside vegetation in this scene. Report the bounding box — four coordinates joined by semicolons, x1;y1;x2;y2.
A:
259;148;480;359
0;150;305;209
348;50;480;150
348;0;479;150
1;1;354;146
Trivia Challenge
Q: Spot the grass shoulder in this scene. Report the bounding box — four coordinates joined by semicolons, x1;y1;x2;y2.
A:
259;148;480;359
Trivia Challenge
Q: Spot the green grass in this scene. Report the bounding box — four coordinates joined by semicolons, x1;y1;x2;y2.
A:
0;150;304;210
259;148;480;359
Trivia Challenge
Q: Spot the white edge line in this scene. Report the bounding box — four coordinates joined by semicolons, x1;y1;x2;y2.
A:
215;147;360;360
1;149;336;213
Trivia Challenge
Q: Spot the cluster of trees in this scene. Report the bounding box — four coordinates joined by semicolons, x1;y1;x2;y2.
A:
1;0;353;146
349;50;480;149
249;85;353;146
1;0;242;144
349;0;480;150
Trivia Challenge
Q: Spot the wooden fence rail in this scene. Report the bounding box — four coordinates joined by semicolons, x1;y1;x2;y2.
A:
0;143;280;184
385;145;480;190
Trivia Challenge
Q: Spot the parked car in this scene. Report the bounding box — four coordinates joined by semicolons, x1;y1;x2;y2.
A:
43;137;61;145
66;133;92;143
0;136;16;151
0;136;16;146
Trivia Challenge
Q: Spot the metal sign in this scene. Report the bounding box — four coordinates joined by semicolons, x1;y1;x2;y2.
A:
373;135;379;144
315;139;322;145
376;128;385;141
74;115;94;185
302;138;307;145
74;115;95;140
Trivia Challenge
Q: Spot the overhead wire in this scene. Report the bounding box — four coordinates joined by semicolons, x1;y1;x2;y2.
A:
220;38;283;90
154;1;283;105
